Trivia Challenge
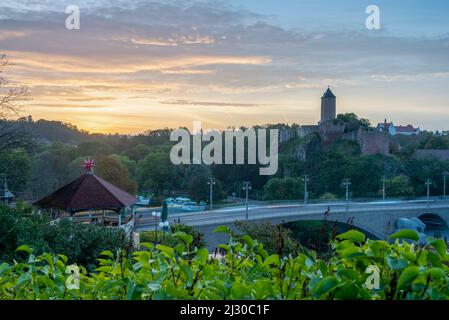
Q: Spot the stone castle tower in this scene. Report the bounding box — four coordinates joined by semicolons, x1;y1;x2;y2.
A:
320;87;336;124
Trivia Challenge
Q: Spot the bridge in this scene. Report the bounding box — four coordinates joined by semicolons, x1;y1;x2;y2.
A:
135;199;449;249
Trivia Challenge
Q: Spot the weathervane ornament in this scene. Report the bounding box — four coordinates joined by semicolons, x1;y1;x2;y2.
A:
83;159;95;174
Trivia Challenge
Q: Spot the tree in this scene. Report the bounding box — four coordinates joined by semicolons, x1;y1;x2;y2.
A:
137;152;182;196
234;221;302;256
263;177;303;200
385;175;415;197
0;148;31;192
0;55;31;153
91;155;137;194
30;142;80;198
109;154;137;178
184;165;225;202
334;113;371;132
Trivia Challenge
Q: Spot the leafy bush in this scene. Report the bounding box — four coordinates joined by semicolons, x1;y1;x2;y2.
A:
0;228;448;300
139;224;205;249
0;205;125;268
234;221;302;256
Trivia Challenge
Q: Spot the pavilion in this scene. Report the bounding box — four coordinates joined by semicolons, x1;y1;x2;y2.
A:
34;159;137;226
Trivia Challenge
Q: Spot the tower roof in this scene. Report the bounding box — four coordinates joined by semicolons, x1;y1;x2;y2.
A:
322;87;336;99
34;173;136;213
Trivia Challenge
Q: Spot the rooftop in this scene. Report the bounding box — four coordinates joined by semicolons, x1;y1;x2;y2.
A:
34;173;136;213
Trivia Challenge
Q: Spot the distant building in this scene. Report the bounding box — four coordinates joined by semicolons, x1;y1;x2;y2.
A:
377;119;419;136
278;88;390;156
414;149;449;161
319;87;336;124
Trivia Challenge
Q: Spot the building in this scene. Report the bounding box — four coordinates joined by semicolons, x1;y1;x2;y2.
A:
34;160;137;225
377;119;420;136
279;87;390;156
319;87;336;124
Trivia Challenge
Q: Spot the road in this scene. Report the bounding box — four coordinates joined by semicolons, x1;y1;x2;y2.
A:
134;198;449;231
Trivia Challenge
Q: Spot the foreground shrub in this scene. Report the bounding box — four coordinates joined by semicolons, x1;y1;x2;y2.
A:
0;205;125;268
0;228;448;300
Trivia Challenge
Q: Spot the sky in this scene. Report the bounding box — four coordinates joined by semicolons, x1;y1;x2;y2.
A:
0;0;448;134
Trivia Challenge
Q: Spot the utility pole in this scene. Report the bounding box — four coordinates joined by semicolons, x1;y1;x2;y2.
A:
242;182;251;220
382;176;386;200
303;175;309;205
342;178;351;212
207;177;216;210
425;178;431;208
443;172;449;199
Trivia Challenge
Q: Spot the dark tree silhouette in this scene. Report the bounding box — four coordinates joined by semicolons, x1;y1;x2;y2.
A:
0;54;31;152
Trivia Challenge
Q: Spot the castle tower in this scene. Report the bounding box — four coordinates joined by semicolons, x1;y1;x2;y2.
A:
320;87;336;124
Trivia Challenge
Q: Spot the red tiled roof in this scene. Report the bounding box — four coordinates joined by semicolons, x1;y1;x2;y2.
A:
34;173;136;213
395;125;418;133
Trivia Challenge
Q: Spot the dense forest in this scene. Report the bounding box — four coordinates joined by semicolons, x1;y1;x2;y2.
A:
2;115;449;204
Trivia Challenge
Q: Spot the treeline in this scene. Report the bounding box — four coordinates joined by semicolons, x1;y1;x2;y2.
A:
3;117;449;203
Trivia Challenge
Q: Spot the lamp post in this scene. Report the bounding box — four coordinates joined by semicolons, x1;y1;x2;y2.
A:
242;182;251;220
207;177;216;210
342;178;351;212
151;211;161;242
159;221;170;241
303;175;309;205
382;175;386;200
443;172;449;199
425;179;432;208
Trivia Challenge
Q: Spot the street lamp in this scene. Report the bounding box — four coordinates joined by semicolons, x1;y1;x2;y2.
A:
242;182;252;220
381;175;386;200
342;178;351;212
443;172;449;199
303;175;309;205
159;221;170;240
151;211;161;242
207;178;216;210
425;179;432;208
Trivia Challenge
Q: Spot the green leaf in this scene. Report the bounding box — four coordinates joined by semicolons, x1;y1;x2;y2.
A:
429;239;447;257
100;250;114;258
263;254;280;266
174;231;193;246
16;245;33;254
312;276;339;298
425;267;445;280
390;229;419;242
337;230;365;243
213;226;231;234
156;244;174;258
397;266;420;290
180;264;194;285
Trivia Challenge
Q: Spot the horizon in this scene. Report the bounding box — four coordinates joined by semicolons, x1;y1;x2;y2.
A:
1;0;449;134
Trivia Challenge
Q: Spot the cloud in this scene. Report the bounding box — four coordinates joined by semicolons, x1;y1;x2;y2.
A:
160;99;260;107
65;97;117;102
30;103;108;109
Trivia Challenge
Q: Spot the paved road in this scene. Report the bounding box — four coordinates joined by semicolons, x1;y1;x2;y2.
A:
134;199;449;231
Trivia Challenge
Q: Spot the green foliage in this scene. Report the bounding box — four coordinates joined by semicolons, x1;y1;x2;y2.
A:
137;153;182;195
0;205;124;269
234;221;302;256
263;177;303;200
0;148;32;192
140;224;205;249
333;113;372;132
385;175;415;197
184;165;225;202
1;229;449;300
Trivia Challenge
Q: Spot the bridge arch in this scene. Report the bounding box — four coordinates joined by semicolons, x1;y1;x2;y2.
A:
418;213;449;230
285;219;381;241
